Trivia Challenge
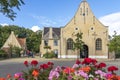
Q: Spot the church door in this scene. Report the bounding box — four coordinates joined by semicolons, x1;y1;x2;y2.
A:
80;45;88;58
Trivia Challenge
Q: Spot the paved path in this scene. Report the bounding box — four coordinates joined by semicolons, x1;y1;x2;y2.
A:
0;57;120;77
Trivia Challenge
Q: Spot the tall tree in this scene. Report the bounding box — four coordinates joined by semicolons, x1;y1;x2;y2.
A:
73;32;84;59
108;31;120;59
0;0;24;20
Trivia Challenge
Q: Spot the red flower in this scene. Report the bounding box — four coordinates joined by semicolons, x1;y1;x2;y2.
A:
31;60;38;66
108;66;118;72
98;62;106;68
24;61;28;67
47;62;54;65
7;74;11;79
82;58;92;65
75;59;81;65
40;64;49;69
91;59;97;65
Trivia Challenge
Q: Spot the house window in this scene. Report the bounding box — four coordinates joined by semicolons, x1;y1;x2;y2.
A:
96;38;102;50
54;40;58;46
54;49;58;58
67;38;73;50
44;40;48;46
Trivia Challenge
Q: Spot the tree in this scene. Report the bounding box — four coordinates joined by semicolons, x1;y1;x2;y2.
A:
0;25;42;54
73;32;84;59
108;31;120;59
0;0;24;20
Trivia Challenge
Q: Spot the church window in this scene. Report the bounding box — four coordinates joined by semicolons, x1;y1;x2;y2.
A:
67;38;73;50
54;40;58;46
44;40;48;46
96;38;102;50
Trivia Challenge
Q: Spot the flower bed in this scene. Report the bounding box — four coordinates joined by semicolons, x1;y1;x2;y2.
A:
0;58;120;80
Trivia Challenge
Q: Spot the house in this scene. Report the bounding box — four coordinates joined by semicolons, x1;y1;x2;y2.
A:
40;0;108;58
1;31;26;53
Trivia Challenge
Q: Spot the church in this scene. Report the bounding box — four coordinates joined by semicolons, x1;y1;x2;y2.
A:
40;0;108;58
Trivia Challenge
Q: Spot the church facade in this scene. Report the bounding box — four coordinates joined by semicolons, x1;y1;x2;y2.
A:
40;0;108;58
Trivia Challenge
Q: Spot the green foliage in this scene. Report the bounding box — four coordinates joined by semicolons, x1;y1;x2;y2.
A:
26;30;42;53
108;32;120;58
44;46;51;49
73;32;84;58
0;50;8;58
12;46;22;57
43;51;56;58
0;0;24;20
0;25;42;55
73;32;84;50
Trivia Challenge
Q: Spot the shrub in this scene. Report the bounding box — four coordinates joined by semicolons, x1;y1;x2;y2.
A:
0;50;8;58
43;51;56;58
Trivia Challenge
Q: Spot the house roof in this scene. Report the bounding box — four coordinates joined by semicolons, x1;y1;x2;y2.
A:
43;27;61;39
1;31;26;49
17;38;26;48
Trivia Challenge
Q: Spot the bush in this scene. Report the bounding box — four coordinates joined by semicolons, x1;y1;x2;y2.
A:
43;51;56;58
0;50;8;58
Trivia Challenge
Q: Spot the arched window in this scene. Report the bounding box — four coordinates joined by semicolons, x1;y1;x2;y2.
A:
96;38;102;50
44;40;48;46
67;38;73;50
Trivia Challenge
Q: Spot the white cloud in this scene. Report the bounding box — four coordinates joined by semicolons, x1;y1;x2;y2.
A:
31;26;40;32
31;15;70;27
0;23;9;26
32;15;57;26
99;12;120;36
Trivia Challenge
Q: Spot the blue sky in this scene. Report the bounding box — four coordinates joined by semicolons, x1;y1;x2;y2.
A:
0;0;120;35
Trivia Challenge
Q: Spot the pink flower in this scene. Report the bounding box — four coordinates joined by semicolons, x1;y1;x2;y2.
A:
75;70;88;79
55;66;62;72
72;64;79;69
105;73;112;79
14;72;23;79
48;70;59;80
95;70;106;77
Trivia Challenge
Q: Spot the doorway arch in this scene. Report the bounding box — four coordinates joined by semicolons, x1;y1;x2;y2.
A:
80;45;89;58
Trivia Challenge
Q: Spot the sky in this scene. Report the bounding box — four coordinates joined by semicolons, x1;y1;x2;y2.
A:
0;0;120;36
